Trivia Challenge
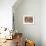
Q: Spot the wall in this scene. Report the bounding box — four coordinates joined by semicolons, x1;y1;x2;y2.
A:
0;0;16;30
41;0;46;46
13;0;41;46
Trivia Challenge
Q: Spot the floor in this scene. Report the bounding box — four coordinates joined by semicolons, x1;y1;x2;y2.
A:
0;39;16;46
0;33;23;46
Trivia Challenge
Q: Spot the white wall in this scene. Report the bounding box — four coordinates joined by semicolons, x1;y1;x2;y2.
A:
41;0;46;46
0;0;16;30
13;0;41;46
13;0;46;46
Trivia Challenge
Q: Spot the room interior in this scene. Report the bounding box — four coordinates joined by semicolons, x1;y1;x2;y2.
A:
0;0;46;46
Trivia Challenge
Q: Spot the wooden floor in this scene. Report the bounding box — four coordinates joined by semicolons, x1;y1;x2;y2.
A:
0;39;16;46
0;33;23;46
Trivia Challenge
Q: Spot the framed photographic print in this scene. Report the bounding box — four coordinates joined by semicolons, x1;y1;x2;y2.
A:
23;15;34;24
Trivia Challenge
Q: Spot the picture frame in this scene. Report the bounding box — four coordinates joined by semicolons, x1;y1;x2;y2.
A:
23;15;34;24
